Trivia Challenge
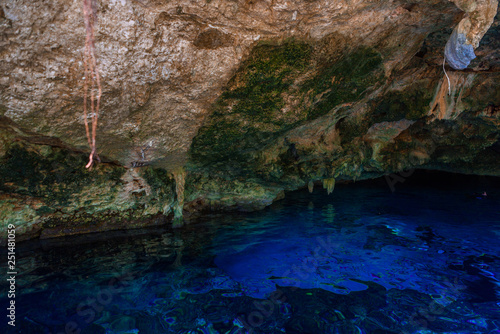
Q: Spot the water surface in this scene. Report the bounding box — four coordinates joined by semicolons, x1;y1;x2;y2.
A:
1;172;499;333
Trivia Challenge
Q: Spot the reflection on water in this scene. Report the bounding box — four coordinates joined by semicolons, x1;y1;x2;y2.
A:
1;172;500;333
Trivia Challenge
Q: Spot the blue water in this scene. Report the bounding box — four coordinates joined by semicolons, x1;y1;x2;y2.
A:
1;172;500;333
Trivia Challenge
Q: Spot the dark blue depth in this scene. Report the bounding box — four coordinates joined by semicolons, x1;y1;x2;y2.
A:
1;172;500;333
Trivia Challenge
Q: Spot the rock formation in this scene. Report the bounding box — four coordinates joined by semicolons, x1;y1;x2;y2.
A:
0;0;499;242
445;0;498;69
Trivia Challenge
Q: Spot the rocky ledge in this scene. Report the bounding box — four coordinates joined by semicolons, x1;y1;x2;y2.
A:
0;0;499;242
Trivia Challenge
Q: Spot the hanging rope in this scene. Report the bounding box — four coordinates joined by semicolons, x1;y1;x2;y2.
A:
82;0;101;169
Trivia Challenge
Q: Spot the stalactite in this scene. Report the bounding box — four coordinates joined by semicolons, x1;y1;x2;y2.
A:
322;178;335;195
308;180;314;193
172;167;186;228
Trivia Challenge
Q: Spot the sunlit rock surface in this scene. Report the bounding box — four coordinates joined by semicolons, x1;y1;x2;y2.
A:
0;0;499;240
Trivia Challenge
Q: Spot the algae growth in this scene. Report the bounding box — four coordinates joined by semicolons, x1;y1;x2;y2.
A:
191;41;384;171
0;142;125;207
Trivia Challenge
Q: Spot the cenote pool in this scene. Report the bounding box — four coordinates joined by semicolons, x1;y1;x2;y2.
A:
1;171;500;333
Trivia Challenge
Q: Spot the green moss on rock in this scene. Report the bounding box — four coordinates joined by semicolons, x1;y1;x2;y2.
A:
141;167;176;213
460;74;500;111
372;86;434;122
0;142;125;206
143;167;174;194
191;42;384;172
191;40;313;166
183;171;283;212
303;47;384;119
222;40;312;122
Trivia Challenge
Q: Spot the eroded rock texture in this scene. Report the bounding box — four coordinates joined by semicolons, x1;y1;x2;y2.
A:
0;0;499;240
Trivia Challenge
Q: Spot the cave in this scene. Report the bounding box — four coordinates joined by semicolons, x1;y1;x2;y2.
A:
0;0;499;333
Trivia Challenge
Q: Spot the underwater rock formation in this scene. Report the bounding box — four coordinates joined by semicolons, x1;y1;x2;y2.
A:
0;0;499;240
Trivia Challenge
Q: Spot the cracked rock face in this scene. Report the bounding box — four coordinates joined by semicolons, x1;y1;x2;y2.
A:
0;0;499;240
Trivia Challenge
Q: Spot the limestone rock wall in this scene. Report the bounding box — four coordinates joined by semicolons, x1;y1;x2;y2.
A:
0;0;499;241
0;0;466;165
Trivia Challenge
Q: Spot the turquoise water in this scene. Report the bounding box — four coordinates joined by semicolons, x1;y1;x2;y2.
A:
1;171;500;333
